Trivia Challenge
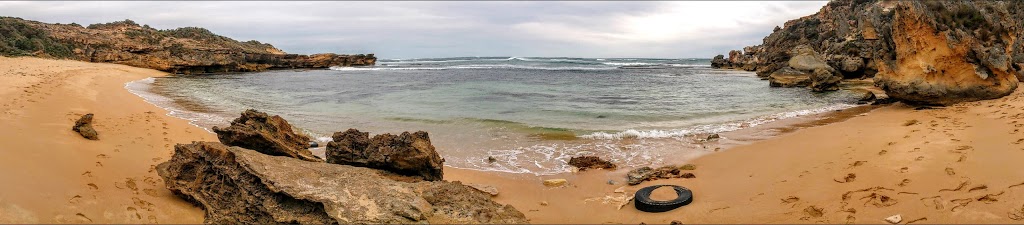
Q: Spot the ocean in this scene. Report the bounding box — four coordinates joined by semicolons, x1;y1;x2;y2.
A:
126;57;860;175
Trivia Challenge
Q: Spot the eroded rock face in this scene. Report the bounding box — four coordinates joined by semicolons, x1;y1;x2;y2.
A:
0;17;375;74
157;141;527;224
768;67;812;88
326;128;445;181
72;113;98;140
212;109;321;162
567;156;617;171
712;0;1024;105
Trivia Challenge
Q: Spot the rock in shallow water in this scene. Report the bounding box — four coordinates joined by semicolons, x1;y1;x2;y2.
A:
627;166;696;185
156;141;526;224
325;128;445;181
212;109;321;162
567;156;616;171
72;113;99;140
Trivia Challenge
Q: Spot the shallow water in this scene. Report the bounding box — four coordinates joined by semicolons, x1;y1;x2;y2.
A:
127;57;860;175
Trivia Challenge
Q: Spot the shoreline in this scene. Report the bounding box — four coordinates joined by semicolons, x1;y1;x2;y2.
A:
3;56;1023;223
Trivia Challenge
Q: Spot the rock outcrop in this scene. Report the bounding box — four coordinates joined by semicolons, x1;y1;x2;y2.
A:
157;141;527;224
0;17;375;74
72;113;98;140
712;0;1024;105
326;128;445;181
626;166;696;186
212;109;321;162
567;156;617;171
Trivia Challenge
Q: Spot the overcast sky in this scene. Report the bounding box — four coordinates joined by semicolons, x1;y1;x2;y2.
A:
0;1;827;59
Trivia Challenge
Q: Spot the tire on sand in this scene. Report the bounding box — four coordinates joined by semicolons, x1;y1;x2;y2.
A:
634;185;693;212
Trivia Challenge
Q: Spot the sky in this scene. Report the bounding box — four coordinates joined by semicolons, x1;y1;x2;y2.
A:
0;1;828;59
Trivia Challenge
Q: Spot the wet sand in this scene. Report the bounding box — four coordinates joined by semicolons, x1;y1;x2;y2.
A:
2;56;1024;224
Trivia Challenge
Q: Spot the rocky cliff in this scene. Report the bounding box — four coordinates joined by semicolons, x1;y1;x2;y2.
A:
712;0;1023;105
0;17;375;74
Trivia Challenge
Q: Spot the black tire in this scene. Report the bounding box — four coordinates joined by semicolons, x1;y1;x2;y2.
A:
634;185;693;212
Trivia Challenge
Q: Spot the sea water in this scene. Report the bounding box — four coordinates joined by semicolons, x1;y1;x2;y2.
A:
127;57;860;175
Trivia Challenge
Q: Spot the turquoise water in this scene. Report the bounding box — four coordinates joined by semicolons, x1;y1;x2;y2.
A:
127;57;860;175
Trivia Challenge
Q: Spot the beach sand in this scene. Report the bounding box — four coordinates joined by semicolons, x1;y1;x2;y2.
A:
2;56;1023;224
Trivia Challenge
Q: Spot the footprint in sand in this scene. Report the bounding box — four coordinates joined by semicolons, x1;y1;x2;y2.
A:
86;183;99;190
781;196;800;204
126;207;142;220
1009;204;1024;220
151;157;162;162
142;189;159;197
834;173;857;183
915;156;925;161
74;213;92;223
148;215;158;223
878;150;888;155
95;161;103;167
898;179;911;187
968;185;987;192
132;197;155;211
921;196;944;210
68;195;82;204
898;167;909;173
945;168;956;176
81;171;92;177
96;154;109;159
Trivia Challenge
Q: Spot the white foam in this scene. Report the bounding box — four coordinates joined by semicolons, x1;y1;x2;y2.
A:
580;104;856;140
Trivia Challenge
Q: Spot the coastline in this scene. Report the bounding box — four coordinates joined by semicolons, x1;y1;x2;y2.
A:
2;56;1023;223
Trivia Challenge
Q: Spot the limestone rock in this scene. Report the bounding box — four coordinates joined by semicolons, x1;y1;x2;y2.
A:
712;0;1024;105
768;67;812;88
543;179;568;187
567;156;616;171
884;214;902;224
156;141;526;224
72;113;99;140
626;166;696;185
325;128;445;181
212;109;321;162
467;183;499;196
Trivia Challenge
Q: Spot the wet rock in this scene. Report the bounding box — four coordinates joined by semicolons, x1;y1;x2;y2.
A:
627;166;696;185
543;179;568;187
858;91;877;104
212;109;321;162
72;113;99;140
157;141;526;224
568;156;617;171
325;128;445;181
789;45;842;92
705;134;720;141
711;55;729;68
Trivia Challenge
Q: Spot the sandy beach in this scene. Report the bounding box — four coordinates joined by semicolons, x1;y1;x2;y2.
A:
2;56;1023;224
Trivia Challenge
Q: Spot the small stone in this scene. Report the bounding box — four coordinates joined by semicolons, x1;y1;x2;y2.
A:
885;214;902;224
607;179;616;185
543;179;567;187
487;156;497;163
614;186;626;193
706;133;720;141
679;164;696;170
540;201;549;206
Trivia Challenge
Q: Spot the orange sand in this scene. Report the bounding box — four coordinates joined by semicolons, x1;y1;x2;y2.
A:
2;56;1023;224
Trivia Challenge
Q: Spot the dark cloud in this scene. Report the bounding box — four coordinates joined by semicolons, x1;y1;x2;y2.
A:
0;1;826;59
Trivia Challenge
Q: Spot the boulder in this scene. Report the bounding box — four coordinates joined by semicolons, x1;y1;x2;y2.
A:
157;141;526;224
567;156;616;171
711;54;728;68
768;67;811;88
326;128;445;181
72;113;99;140
788;45;842;92
626;166;696;185
212;109;321;162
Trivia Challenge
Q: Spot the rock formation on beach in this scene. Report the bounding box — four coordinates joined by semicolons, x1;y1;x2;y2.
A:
157;142;527;224
567;156;617;171
0;17;375;74
326;128;446;181
72;113;98;140
712;0;1024;105
212;109;322;162
159;110;525;224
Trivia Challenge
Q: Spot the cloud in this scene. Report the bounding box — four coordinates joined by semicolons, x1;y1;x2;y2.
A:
0;1;827;58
